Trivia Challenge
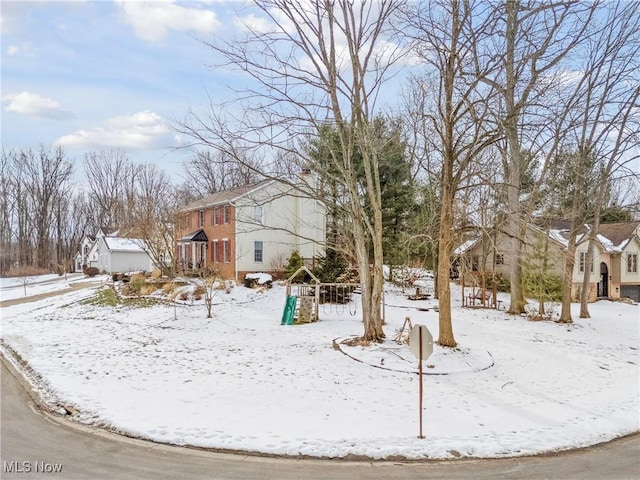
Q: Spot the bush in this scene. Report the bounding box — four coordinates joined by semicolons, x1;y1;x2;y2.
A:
284;250;308;282
140;285;157;296
193;285;206;297
128;273;147;293
162;282;177;295
494;273;510;293
84;267;100;277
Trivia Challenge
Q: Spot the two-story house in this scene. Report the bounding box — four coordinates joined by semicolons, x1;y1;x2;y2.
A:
176;179;326;281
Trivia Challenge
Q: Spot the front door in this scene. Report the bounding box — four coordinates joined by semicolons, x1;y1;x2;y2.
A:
598;262;609;297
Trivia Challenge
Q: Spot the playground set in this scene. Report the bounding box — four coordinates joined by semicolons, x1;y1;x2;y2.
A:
460;270;503;309
280;266;364;325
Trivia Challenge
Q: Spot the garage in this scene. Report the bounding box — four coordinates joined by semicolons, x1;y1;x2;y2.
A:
620;285;640;303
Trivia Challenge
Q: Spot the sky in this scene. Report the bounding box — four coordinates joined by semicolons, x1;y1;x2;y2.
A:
1;1;638;185
1;0;254;178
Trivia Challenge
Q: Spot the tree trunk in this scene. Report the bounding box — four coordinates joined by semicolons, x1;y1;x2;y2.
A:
505;163;526;315
436;168;457;347
559;231;577;323
579;234;597;318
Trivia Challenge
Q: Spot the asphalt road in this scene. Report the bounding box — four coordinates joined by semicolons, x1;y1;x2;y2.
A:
2;357;639;480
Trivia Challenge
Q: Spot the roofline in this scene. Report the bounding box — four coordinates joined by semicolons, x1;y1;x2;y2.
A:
179;180;276;213
102;236;147;252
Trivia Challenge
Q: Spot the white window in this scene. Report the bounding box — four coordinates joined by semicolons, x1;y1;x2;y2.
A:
199;210;204;228
495;253;504;265
254;205;264;224
212;240;219;263
223;239;230;263
628;253;638;274
254;241;263;262
579;252;593;273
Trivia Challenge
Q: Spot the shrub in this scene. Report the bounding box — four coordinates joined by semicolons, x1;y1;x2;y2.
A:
128;273;147;293
193;285;206;297
84;267;100;277
162;282;177;295
140;285;157;296
284;250;308;282
494;273;510;293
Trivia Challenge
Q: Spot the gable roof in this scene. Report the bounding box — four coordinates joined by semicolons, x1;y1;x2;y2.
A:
546;221;639;253
596;222;640;250
178;229;208;242
102;236;147;252
180;179;274;212
454;237;481;255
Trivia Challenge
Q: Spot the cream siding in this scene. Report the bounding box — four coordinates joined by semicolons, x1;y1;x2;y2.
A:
620;238;640;284
234;181;326;276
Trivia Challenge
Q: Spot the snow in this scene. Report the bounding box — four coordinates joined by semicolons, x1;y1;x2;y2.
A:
453;238;480;255
104;237;147;252
245;272;273;284
548;229;568;247
0;273;93;302
1;274;639;460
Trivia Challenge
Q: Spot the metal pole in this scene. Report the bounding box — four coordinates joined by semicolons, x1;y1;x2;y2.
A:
419;327;424;439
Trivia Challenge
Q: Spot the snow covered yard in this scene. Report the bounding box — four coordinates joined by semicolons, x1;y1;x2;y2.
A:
0;272;88;302
1;277;638;460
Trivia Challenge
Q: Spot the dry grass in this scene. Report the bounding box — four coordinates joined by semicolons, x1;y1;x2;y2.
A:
140;285;157;296
193;285;206;296
5;266;51;278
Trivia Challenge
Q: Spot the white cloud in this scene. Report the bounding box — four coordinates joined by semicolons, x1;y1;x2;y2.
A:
2;91;73;119
7;42;35;57
55;111;172;150
116;0;221;43
234;13;272;34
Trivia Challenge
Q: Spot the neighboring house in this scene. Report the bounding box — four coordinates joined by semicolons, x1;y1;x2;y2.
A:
175;178;326;281
567;222;640;302
74;227;116;272
77;228;155;274
74;234;96;272
454;220;640;303
453;223;566;280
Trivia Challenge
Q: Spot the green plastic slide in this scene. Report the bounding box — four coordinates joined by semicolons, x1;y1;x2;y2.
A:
281;295;298;325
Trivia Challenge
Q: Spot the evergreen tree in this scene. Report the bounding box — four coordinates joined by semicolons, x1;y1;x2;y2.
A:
306;117;415;278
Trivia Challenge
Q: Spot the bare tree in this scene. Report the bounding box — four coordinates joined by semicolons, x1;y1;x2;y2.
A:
570;1;640;320
0;150;15;275
177;0;404;342
130;164;179;275
195;265;227;318
14;146;73;270
181;149;263;196
399;0;499;346
475;0;596;314
83;150;140;230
